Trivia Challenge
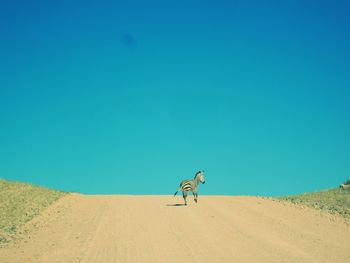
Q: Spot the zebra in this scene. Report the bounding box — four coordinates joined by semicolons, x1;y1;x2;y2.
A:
340;183;350;190
174;171;205;205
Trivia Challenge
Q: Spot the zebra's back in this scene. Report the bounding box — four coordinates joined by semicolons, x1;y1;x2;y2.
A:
181;180;194;192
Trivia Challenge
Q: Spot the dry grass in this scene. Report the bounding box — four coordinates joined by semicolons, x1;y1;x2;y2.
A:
278;188;350;219
0;179;66;245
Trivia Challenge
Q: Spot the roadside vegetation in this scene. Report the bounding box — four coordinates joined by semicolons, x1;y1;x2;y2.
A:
0;179;67;246
278;180;350;219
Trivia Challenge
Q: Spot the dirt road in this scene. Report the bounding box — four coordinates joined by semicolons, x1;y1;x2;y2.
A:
1;194;349;263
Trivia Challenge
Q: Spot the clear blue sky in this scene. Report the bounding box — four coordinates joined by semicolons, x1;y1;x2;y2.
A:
1;0;349;195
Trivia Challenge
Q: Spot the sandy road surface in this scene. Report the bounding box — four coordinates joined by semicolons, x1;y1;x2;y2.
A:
1;194;349;263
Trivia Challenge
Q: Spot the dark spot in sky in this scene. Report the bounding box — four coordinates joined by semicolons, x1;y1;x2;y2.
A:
120;33;137;50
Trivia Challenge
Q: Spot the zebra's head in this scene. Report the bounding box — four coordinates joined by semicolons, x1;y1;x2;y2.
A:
196;171;205;184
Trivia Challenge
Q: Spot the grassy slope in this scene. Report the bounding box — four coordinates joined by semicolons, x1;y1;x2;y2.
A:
0;179;67;245
278;188;350;219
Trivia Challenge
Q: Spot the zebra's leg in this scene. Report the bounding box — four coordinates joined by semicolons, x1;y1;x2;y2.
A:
183;192;188;205
193;191;197;203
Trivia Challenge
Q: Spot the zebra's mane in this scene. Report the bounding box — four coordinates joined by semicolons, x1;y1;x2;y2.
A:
194;171;202;178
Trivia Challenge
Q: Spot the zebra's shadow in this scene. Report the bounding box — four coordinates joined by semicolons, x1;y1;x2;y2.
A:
166;204;187;206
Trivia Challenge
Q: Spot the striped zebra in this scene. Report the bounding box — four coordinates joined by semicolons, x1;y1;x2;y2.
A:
174;171;205;205
340;183;350;190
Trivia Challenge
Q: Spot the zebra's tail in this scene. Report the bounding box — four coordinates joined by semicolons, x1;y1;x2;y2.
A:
174;187;181;197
